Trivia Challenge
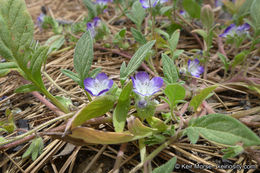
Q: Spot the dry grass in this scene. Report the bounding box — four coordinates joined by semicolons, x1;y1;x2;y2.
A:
0;0;260;172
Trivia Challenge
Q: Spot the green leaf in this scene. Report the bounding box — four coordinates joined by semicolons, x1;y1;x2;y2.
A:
182;0;201;19
146;117;168;132
29;46;48;85
162;54;179;84
15;84;38;93
118;28;126;37
0;0;34;61
22;137;43;161
72;95;116;128
55;96;73;111
0;61;17;77
0;136;7;142
82;0;97;19
128;118;155;136
119;61;127;84
113;81;133;132
192;29;207;39
237;0;253;18
250;0;260;30
126;1;146;30
231;51;246;68
188;114;260;147
152;157;177;173
200;5;214;29
155;28;170;40
61;69;80;84
164;84;185;108
89;68;102;78
222;145;244;159
44;35;65;55
185;127;200;144
74;31;93;84
190;86;217;111
217;52;229;72
168;29;180;52
131;27;147;45
120;40;155;81
160;6;172;15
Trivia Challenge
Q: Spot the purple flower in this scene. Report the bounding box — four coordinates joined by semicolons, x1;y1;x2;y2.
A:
180;10;186;16
187;59;204;77
139;0;168;9
84;72;113;96
96;0;113;6
87;17;101;38
131;72;163;97
36;13;45;28
236;23;250;35
219;23;250;38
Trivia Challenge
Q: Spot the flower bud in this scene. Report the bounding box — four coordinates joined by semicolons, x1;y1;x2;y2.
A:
201;5;214;29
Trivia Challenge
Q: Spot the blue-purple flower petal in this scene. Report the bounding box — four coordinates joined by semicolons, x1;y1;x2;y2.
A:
219;23;250;38
87;17;101;38
132;72;163;96
139;0;167;9
84;72;113;96
96;0;113;6
219;23;236;37
187;59;204;77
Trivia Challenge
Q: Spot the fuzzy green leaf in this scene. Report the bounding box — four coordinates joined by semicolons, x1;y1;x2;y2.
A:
188;114;260;147
126;1;146;30
152;157;177;173
113;81;132;132
15;84;38;93
168;29;180;52
190;86;217;111
30;46;48;85
250;0;260;30
182;0;201;19
0;61;17;77
231;51;246;68
162;54;179;84
74;31;93;85
164;84;185;108
61;69;80;84
185;127;200;144
217;52;229;72
0;0;34;62
44;35;65;55
120;40;155;81
82;0;97;19
131;27;147;45
72;95;116;128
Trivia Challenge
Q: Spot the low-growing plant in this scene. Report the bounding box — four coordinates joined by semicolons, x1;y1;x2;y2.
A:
0;0;260;172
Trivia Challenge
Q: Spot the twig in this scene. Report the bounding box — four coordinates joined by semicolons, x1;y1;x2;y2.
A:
3;151;25;173
0;112;74;147
83;145;107;173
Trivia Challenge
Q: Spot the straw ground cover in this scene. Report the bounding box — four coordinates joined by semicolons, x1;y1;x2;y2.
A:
0;0;260;172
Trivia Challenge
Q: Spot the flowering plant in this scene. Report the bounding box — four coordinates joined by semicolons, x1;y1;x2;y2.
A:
0;0;260;172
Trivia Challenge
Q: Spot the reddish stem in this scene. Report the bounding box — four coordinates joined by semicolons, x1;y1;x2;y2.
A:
112;143;128;173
